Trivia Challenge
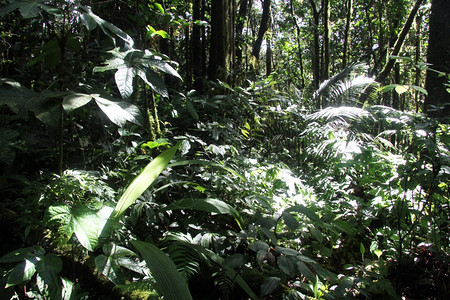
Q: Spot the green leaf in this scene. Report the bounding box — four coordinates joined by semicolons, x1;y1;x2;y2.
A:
62;93;93;112
223;254;246;269
274;246;298;256
249;241;269;252
284;205;321;223
261;277;280;296
168;159;246;181
277;255;297;277
113;142;180;218
94;96;141;127
71;206;111;251
136;68;168;97
78;6;134;49
185;100;199;120
394;85;409;94
6;259;37;287
115;66;136;99
360;243;366;256
281;211;299;230
131;240;193;300
297;261;315;283
47;205;113;251
35;254;63;291
162;198;243;229
154;3;165;14
149;59;182;80
0;246;44;263
95;243;140;284
93;57;125;73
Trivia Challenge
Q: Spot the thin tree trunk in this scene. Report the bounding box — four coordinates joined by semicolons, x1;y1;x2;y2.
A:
342;0;353;68
251;0;271;62
308;0;321;93
289;0;305;88
322;0;330;80
375;0;424;83
266;38;272;76
414;13;421;112
236;0;250;77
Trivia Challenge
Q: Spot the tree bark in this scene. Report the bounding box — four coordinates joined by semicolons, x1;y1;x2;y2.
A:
424;0;450;117
207;0;235;82
308;0;321;92
251;0;271;61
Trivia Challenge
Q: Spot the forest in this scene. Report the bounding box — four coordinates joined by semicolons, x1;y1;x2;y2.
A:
0;0;448;299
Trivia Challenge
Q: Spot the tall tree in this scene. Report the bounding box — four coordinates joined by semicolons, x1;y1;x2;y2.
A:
308;0;321;91
375;0;424;83
424;0;450;116
289;0;305;87
251;0;271;63
321;0;330;80
235;0;252;79
207;0;235;82
342;0;353;68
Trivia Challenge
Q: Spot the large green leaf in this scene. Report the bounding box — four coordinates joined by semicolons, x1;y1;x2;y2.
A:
95;243;141;284
46;205;113;251
0;246;45;264
113;142;180;218
162;198;243;229
0;0;60;18
62;93;93;112
78;6;134;49
284;205;321;223
136;68;168;98
35;254;63;292
94;96;141;127
5;259;37;287
131;240;193;300
115;66;136;99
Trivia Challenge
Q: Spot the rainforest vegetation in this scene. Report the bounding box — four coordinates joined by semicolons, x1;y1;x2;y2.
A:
0;0;449;299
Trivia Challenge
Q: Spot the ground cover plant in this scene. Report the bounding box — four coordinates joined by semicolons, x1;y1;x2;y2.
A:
0;0;448;299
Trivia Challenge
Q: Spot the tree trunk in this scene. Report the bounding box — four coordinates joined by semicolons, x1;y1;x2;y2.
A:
322;0;330;80
308;0;321;92
251;0;271;62
235;0;250;77
289;0;305;88
266;38;272;76
424;0;450;117
207;0;235;82
192;0;205;90
342;0;353;68
375;0;424;83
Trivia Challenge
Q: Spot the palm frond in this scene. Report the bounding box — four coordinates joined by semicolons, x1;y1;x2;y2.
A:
313;63;377;105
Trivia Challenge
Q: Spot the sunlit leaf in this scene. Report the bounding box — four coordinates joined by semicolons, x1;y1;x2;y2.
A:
115;66;136;99
113;142;180;218
394;85;409;94
63;93;93;112
6;259;37;287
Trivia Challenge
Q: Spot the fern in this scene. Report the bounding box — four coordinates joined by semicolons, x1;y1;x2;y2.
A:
163;233;201;280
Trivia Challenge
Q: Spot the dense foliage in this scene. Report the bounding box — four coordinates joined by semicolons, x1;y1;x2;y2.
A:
0;0;448;299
